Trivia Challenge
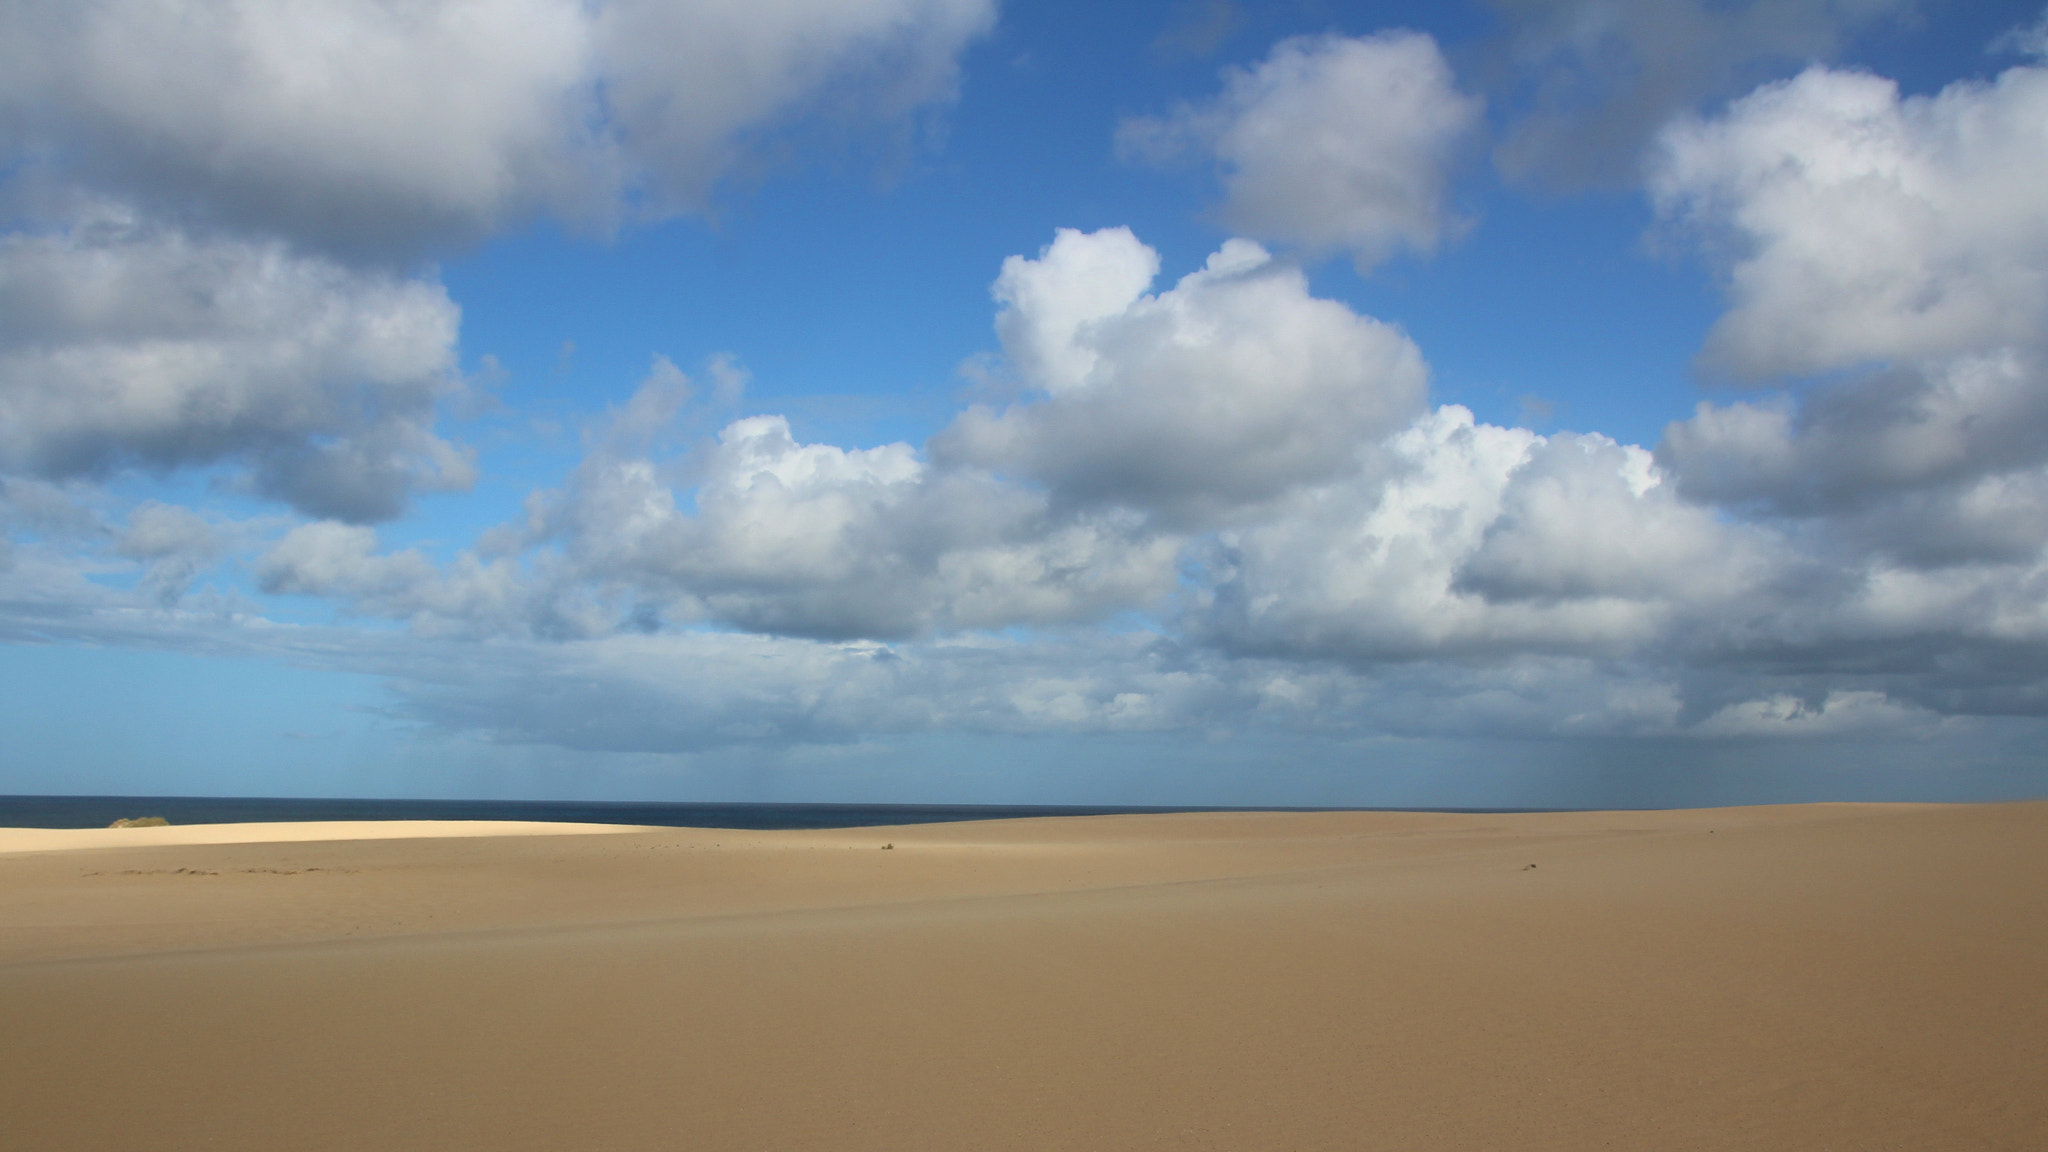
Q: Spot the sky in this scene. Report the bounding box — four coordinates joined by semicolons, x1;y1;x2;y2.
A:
4;0;2048;807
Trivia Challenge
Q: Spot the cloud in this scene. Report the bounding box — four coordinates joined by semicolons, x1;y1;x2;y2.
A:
0;202;470;521
220;217;2048;748
0;1;995;521
1660;353;2048;516
592;0;997;220
601;355;698;452
0;476;103;541
1688;689;1942;738
1990;6;2048;60
1118;31;1481;271
381;630;1247;754
1456;432;1756;604
1189;406;1773;664
0;0;997;259
525;410;1181;640
257;521;436;600
0;0;596;258
15;192;2038;767
257;519;548;637
255;225;1438;642
1489;0;1917;188
117;501;224;606
1651;62;2048;378
257;345;1183;642
1653;60;2048;570
936;228;1430;525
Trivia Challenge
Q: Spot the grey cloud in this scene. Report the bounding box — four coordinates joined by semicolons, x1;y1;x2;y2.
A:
0;476;104;540
1670;627;2048;731
592;0;996;222
1119;31;1481;271
1489;0;1917;188
0;0;599;259
0;203;470;521
355;626;1725;755
6;481;2040;769
384;632;1240;755
257;519;544;637
1824;470;2048;568
1660;354;2048;516
248;427;476;525
116;501;223;605
257;522;434;600
344;627;2007;756
1658;548;2048;727
0;0;996;261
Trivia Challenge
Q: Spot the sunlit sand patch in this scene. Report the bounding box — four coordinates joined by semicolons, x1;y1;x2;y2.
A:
0;820;654;855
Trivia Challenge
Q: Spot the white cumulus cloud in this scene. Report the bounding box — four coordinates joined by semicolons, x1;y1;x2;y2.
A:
937;228;1429;525
1655;59;2048;574
523;409;1181;640
1652;62;2048;377
1191;406;1773;663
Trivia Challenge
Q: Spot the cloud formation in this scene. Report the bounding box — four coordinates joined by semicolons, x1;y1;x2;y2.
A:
5;16;2047;781
0;0;998;258
1654;59;2048;574
1189;407;1773;664
938;228;1429;524
1119;32;1482;271
208;164;2048;755
0;0;997;524
516;410;1180;640
1652;62;2048;377
1489;0;1916;187
0;202;470;521
262;228;1437;639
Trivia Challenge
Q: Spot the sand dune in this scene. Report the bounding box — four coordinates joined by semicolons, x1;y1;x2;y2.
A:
0;818;655;855
1;803;2043;1150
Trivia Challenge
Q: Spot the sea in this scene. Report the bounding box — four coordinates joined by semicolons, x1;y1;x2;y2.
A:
0;795;1543;830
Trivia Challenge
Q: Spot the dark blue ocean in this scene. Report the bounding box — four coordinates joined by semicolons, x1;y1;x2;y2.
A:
0;795;1545;830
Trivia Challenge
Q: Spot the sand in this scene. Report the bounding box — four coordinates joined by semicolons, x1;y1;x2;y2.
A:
1;803;2043;1151
0;818;657;855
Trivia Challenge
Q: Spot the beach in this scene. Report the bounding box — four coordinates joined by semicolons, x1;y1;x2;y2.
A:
2;802;2043;1151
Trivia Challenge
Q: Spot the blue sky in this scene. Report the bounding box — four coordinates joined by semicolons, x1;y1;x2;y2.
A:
4;0;2048;805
